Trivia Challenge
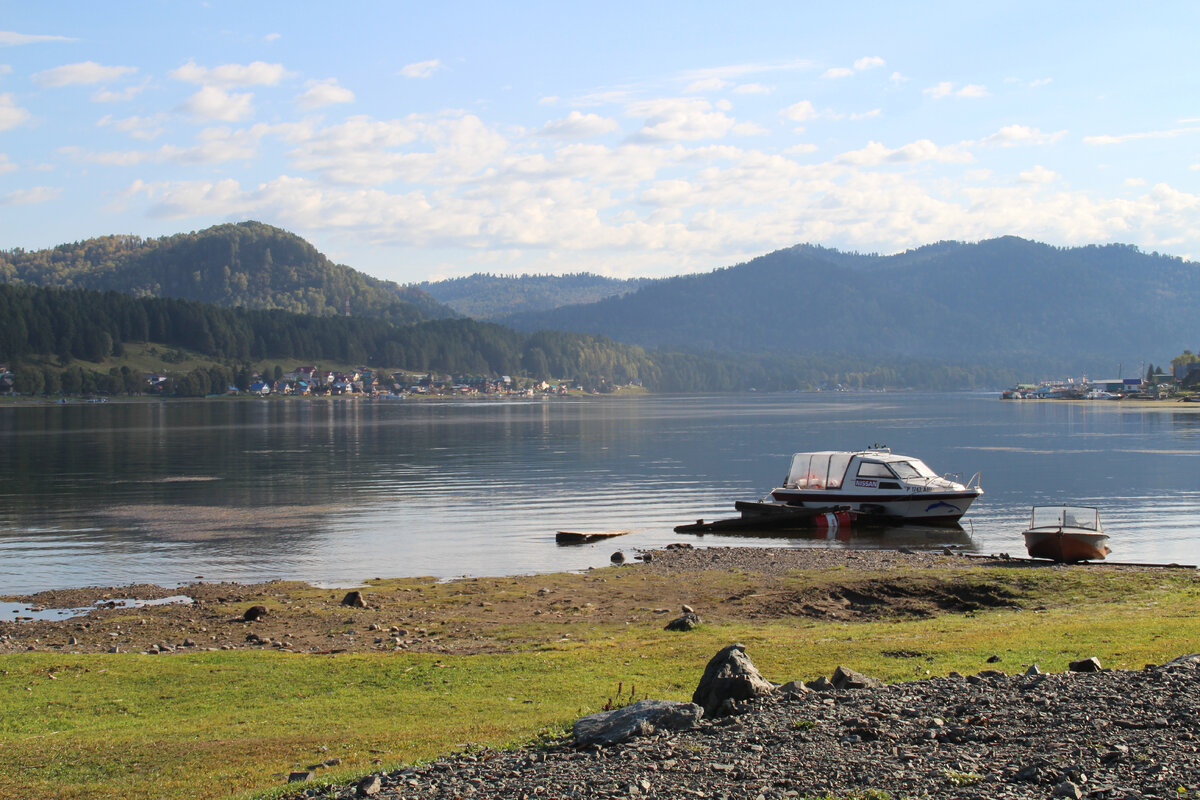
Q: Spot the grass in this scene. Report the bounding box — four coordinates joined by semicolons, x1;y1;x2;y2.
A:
1;566;1198;799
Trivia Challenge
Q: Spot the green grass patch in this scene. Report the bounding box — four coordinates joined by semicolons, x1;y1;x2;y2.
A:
2;568;1198;800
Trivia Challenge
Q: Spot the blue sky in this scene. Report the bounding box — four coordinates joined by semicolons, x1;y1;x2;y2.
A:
2;2;1199;283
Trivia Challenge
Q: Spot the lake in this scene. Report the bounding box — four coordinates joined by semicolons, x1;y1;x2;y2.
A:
1;393;1198;594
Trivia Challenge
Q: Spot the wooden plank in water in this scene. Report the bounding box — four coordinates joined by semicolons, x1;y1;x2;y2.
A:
555;530;631;543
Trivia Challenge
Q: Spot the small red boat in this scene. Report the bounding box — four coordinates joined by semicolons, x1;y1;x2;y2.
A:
1022;505;1110;562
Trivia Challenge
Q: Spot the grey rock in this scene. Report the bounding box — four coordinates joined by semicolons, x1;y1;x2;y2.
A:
831;665;882;691
341;591;367;608
288;771;315;783
610;551;626;564
986;654;1001;663
777;680;811;696
1024;663;1042;675
692;643;776;716
1069;656;1102;673
573;699;703;747
243;605;268;621
356;774;382;796
1053;779;1083;799
664;612;701;631
806;675;835;692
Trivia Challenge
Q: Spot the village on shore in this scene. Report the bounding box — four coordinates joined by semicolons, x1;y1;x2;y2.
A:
1003;364;1200;401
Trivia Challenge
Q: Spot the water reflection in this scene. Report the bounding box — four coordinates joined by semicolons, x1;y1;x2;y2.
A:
1;393;1198;593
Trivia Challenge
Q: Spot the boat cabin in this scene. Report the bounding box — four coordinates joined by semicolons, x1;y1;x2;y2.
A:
784;449;942;491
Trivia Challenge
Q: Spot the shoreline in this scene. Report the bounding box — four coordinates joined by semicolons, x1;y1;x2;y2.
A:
3;546;1196;657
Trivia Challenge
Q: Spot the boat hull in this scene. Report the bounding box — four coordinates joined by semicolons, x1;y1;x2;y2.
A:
768;489;981;525
1023;529;1110;562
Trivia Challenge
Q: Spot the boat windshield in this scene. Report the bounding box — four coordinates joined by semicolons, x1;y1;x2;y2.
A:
891;460;938;479
1030;506;1100;531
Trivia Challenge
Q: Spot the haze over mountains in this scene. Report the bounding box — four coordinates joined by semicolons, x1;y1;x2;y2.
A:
481;238;1200;373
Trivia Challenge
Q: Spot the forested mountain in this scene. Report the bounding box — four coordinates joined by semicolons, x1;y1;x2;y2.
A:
0;282;1022;394
417;273;649;318
0;282;656;392
501;237;1200;371
0;221;453;324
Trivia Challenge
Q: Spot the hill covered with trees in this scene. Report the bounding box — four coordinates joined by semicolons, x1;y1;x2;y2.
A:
416;273;649;318
0;221;453;324
501;237;1200;374
0;281;1021;395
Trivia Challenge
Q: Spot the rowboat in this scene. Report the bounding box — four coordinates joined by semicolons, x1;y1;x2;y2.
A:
1022;505;1110;562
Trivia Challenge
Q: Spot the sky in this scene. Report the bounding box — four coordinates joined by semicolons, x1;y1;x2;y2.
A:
2;2;1200;284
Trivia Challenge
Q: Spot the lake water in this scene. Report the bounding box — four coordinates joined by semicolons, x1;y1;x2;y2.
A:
1;393;1198;594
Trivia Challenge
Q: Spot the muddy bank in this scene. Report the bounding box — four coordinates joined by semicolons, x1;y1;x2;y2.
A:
0;547;1192;656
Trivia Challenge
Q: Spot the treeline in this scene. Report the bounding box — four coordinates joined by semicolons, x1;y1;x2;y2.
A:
0;282;658;395
1;282;1025;397
0;220;452;324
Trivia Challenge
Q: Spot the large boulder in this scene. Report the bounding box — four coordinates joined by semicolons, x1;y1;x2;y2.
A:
573;699;702;747
692;643;776;717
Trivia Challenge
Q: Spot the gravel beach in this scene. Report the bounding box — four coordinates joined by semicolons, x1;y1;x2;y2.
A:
288;651;1200;800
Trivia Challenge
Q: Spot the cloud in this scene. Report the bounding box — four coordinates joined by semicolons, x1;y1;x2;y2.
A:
676;59;813;86
65;124;273;166
33;61;136;87
0;31;75;46
785;143;818;155
1125;177;1147;187
981;124;1067;147
684;77;729;93
170;60;291;87
822;67;854;79
0;186;60;205
850;109;882;121
1018;165;1058;184
97;113;166;140
296;78;355;109
400;59;441;79
780;100;817;123
854;56;885;71
180;86;254;121
92;80;149;103
0;153;15;174
264;33;281;43
733;83;771;95
0;92;30;130
836;139;974;166
627;98;737;142
924;81;989;99
1084;127;1200;146
537;110;619;140
889;72;908;83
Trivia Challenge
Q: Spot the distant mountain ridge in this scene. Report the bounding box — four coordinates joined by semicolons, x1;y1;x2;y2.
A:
416;272;650;318
500;237;1200;370
0;221;454;324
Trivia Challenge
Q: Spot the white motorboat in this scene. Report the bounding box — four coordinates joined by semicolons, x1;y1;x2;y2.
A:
768;447;982;525
1022;505;1110;562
